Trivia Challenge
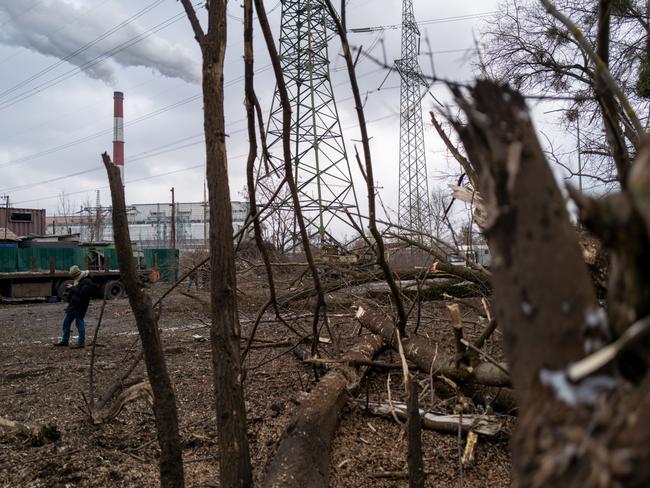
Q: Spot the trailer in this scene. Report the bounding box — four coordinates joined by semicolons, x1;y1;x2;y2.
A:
0;269;128;300
0;246;179;301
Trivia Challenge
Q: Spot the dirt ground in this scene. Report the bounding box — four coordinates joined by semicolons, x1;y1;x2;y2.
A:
0;275;512;487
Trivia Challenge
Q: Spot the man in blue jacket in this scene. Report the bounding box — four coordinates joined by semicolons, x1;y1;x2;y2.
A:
54;265;93;348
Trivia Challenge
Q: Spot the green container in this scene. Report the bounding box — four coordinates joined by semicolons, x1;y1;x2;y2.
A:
16;248;85;272
144;248;179;282
0;248;17;272
102;248;119;270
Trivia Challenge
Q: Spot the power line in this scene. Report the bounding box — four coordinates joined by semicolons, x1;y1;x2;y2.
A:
0;93;201;168
0;64;273;169
12;160;213;206
349;11;496;33
2;64;389;199
1;112;266;194
0;0;167;101
11;110;399;206
0;133;207;194
0;2;203;112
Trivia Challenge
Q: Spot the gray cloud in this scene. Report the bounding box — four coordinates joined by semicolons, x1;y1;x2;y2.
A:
0;0;201;84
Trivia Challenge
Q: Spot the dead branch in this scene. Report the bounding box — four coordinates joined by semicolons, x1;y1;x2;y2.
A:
304;357;417;371
88;298;107;409
240;0;303;364
102;152;184;487
429;111;478;188
358;401;503;436
254;0;330;365
406;376;425;488
356;306;510;388
0;416;60;446
89;381;154;425
473;318;498;349
447;303;468;368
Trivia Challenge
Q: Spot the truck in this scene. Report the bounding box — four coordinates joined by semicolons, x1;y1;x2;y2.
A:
0;246;178;301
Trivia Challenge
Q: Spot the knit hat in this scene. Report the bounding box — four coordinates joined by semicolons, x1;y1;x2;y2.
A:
69;265;81;278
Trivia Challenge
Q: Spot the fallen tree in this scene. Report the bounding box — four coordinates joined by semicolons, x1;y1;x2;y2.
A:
355;305;515;413
355;307;510;388
280;268;486;305
262;333;385;488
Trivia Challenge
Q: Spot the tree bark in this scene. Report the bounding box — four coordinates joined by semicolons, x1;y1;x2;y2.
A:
179;2;253;485
102;153;184;487
356;306;510;388
406;378;425;488
262;333;385;488
449;80;650;487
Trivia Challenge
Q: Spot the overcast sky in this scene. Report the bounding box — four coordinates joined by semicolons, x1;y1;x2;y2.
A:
1;0;571;230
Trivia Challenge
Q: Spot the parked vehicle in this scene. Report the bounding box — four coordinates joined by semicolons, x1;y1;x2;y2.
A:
0;246;178;300
459;244;491;267
446;253;467;266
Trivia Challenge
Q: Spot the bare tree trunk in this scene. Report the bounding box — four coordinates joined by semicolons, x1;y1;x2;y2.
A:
102;153;184;487
406;377;425;488
449;80;650;486
179;2;253;486
240;0;296;362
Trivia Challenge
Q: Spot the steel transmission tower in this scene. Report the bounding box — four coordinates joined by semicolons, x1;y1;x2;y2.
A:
256;0;360;245
396;0;431;237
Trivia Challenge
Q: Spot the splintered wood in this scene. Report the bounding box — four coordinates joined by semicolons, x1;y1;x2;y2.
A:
359;401;502;437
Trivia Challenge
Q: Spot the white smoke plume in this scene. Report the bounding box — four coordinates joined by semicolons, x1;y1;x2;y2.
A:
0;0;201;84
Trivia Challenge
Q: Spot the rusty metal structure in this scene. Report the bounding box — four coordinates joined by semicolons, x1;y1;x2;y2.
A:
0;207;46;238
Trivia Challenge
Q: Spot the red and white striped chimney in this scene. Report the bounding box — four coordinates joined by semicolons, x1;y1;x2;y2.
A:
113;91;124;181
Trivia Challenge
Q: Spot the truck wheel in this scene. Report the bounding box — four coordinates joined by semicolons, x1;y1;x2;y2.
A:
104;280;125;299
57;280;74;298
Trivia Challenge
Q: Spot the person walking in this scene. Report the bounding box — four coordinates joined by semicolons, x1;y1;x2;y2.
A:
54;265;93;348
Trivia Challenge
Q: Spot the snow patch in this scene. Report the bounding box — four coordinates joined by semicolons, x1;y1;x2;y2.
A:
539;368;617;406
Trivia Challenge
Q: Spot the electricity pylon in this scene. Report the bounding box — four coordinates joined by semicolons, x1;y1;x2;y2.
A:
256;0;360;247
396;0;431;238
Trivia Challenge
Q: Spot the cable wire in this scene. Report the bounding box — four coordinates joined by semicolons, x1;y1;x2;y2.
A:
0;0;167;101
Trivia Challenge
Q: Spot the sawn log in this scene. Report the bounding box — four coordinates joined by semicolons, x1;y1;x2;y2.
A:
262;333;385;488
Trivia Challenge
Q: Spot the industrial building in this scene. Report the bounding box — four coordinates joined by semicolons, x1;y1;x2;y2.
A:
45;201;249;250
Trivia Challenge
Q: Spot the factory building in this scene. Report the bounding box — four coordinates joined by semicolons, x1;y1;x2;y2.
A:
46;201;249;250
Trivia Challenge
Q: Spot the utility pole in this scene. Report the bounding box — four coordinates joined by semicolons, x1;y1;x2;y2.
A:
256;0;361;245
170;187;176;249
203;179;208;249
396;0;431;240
1;195;8;243
576;114;583;193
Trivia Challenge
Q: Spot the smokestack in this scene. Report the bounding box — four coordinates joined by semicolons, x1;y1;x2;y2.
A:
113;91;124;181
